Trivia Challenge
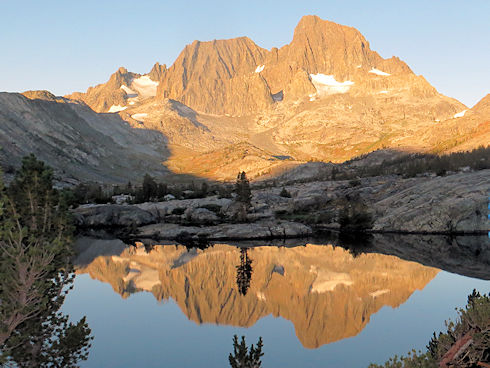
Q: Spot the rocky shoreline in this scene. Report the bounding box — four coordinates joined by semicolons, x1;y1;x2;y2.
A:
72;169;490;240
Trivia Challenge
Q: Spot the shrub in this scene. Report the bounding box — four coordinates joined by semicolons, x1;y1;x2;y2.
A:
349;179;361;187
171;207;186;215
279;187;291;198
200;204;222;214
338;196;373;232
369;289;489;368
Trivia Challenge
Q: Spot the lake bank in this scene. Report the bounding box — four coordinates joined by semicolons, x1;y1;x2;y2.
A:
72;169;490;240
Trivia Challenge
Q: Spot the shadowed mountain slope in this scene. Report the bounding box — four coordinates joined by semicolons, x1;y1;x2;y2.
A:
0;92;170;183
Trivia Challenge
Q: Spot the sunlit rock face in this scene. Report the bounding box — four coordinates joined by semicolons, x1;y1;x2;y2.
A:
57;15;488;181
76;241;438;348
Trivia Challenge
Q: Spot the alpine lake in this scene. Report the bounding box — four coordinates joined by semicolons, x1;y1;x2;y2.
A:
63;233;490;367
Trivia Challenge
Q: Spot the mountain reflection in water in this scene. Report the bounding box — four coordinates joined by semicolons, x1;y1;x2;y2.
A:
74;238;440;349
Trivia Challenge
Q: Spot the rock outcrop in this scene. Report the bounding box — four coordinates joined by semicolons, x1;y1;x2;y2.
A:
73;204;156;227
68;168;489;236
136;220;313;240
135;197;232;220
372;171;490;233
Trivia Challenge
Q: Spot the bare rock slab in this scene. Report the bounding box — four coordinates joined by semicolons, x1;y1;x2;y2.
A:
137;220;312;240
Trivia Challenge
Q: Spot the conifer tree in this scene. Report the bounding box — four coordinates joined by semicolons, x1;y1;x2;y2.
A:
229;335;264;368
235;171;251;207
142;174;158;202
0;155;92;366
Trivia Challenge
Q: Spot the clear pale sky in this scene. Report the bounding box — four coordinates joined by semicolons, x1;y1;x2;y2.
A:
1;0;488;107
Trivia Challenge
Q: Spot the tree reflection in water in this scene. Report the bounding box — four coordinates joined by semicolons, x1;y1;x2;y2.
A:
236;248;253;296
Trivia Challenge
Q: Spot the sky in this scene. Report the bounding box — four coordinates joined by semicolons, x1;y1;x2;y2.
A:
1;0;489;107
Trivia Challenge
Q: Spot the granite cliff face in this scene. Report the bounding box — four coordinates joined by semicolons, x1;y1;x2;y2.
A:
158;37;273;116
75;241;438;348
154;15;438;115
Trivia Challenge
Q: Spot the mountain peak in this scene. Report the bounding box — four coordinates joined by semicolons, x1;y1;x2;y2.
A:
294;14;339;31
292;15;365;43
157;35;269;114
149;62;167;81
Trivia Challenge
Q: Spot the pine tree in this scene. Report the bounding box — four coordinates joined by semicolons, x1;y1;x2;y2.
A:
229;335;264;368
142;174;158;201
126;180;133;193
0;155;92;366
235;171;251;206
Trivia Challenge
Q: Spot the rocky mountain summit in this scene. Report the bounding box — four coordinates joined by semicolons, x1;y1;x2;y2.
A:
66;66;159;113
157;15;435;116
57;15;488;180
69;15;463;118
1;15;488;182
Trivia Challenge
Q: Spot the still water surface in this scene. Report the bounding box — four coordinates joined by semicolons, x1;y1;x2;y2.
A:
63;237;490;367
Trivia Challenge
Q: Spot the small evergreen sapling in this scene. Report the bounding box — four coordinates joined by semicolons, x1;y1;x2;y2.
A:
229;335;264;368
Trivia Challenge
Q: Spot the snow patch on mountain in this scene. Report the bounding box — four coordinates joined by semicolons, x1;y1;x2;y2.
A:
131;75;159;98
255;65;265;73
453;110;467;118
369;68;390;76
310;74;354;95
108;105;127;113
132;113;148;121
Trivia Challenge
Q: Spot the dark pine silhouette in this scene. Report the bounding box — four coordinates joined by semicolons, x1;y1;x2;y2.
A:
229;335;264;368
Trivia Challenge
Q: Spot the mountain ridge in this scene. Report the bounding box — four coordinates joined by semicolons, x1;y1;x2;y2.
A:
0;15;487;181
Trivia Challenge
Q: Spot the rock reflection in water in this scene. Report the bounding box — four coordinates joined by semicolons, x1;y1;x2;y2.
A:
74;238;439;349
